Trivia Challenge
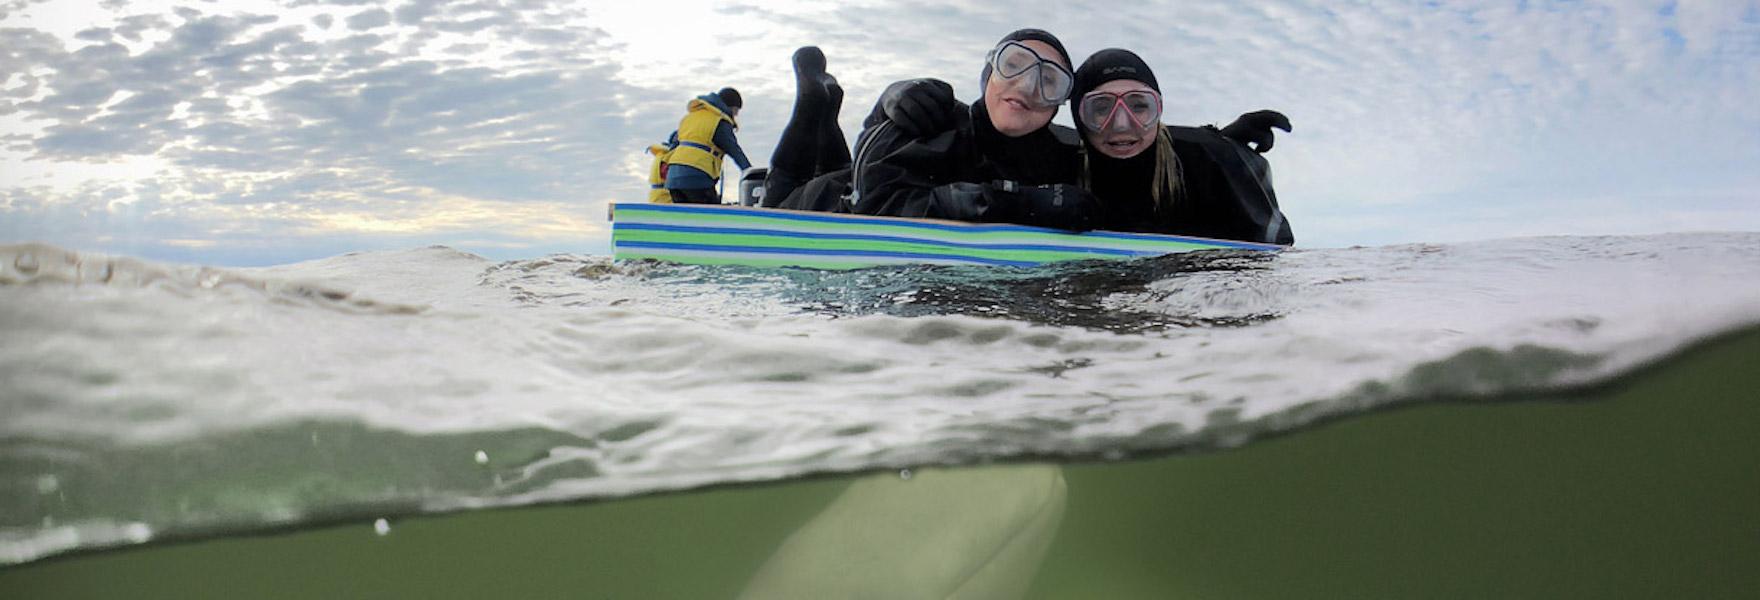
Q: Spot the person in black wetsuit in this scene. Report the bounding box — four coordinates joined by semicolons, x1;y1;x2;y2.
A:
758;46;853;212
762;29;1101;231
1068;48;1295;244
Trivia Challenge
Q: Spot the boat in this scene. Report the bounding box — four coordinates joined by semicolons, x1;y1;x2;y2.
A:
609;202;1284;270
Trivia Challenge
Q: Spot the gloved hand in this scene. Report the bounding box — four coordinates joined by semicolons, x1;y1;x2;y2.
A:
1219;109;1292;153
929;181;1099;231
880;78;959;138
992;181;1099;232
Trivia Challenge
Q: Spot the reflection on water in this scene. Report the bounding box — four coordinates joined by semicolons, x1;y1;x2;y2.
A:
740;464;1067;599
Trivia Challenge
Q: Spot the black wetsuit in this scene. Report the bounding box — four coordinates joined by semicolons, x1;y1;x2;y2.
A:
1087;125;1294;245
771;100;1084;225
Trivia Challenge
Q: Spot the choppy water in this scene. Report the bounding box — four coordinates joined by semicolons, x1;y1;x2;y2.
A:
3;233;1759;565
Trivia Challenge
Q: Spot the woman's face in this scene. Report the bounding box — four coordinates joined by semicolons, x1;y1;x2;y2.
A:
1082;79;1159;159
982;40;1066;137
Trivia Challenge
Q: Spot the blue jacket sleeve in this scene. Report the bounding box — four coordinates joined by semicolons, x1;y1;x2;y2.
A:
713;122;751;171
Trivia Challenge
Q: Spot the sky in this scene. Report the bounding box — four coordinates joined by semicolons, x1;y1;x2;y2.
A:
1;0;1756;266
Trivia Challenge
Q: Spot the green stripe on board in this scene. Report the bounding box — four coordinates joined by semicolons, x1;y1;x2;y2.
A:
614;230;1135;263
616;207;1195;253
616;251;887;270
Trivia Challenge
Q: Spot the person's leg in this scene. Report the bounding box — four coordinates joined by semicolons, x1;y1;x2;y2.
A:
815;73;851;174
765;47;834;207
670;188;720;204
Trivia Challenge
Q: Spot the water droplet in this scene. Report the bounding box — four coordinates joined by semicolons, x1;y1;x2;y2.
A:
898;469;913;481
14;253;39;275
474;450;489;464
36;475;59;494
373;518;391;536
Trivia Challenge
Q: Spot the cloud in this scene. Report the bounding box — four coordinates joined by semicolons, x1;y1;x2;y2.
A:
344;8;389;31
392;0;449;26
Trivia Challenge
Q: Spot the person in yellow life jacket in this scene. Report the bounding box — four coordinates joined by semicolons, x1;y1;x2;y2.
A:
646;131;678;203
662;87;752;204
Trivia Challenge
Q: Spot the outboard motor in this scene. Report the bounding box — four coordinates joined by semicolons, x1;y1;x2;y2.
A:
739;167;768;207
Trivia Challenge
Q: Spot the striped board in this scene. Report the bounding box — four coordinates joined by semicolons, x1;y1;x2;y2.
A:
610;202;1284;270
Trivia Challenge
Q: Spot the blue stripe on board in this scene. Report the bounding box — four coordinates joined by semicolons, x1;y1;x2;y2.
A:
616;240;1045;268
614;203;1282;250
615;223;1149;257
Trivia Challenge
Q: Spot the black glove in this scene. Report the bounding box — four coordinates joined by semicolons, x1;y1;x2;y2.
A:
880;78;959;138
929;181;1099;231
990;181;1099;232
1219;109;1292;153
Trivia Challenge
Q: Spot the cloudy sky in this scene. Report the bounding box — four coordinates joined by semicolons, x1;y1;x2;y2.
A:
2;0;1756;266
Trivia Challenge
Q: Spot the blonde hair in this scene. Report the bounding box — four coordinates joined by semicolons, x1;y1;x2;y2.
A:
1081;125;1183;215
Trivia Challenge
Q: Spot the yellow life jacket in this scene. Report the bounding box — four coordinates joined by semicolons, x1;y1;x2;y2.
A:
665;98;737;180
646;143;673;203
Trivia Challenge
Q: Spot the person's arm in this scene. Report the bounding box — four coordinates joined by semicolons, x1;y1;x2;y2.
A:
843;117;957;218
1218;110;1291;154
871;78;961;138
1167;125;1294;244
712;122;752;171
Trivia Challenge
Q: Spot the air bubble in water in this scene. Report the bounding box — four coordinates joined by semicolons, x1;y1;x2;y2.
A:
373;518;391;536
898;469;913;481
474;450;489;464
15;252;39;275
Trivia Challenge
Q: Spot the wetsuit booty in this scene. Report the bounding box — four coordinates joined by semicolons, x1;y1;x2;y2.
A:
815;72;850;173
769;46;836;202
818;83;849;172
793;46;829;107
793;46;827;79
822;73;843;117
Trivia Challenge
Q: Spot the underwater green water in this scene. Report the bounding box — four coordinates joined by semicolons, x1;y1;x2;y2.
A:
3;328;1756;599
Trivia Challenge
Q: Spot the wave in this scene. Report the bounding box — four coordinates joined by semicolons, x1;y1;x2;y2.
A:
0;243;428;316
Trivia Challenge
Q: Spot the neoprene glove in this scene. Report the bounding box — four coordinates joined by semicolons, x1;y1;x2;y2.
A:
880;78;960;138
991;181;1099;232
1219;110;1293;153
928;181;1100;231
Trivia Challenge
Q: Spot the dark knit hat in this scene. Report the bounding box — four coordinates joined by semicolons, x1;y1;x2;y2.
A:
1072;48;1159;103
980;28;1072;92
717;87;743;109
